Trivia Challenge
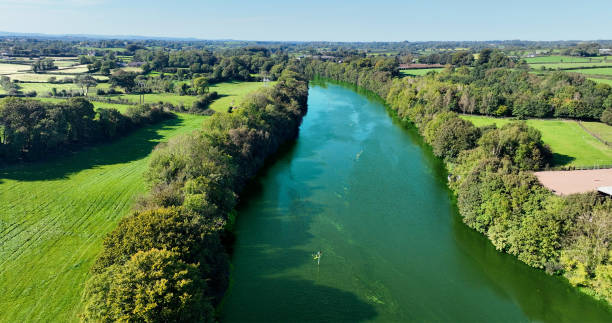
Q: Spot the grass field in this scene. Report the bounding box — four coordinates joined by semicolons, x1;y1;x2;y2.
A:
6;73;108;82
110;81;270;111
36;97;133;112
589;78;612;86
0;63;31;74
17;82;111;95
0;113;206;322
524;55;602;64
54;65;90;74
400;68;444;77
581;121;612;143
567;67;612;76
461;115;612;167
529;62;612;70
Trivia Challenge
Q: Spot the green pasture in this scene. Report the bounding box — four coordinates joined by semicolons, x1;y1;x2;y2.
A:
0;113;206;322
0;63;31;74
523;55;602;64
568;67;612;76
581;121;612;143
529;62;612;70
108;81;270;112
6;73;108;82
400;68;444;77
17;82;111;95
589;78;612;86
54;65;89;74
461;115;612;167
35;97;133;113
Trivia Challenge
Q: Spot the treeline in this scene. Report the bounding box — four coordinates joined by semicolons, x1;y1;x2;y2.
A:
0;98;173;163
133;47;289;81
305;51;612;122
301;58;612;303
80;68;309;321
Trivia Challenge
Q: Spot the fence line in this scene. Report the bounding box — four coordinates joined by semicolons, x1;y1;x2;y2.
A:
577;121;612;147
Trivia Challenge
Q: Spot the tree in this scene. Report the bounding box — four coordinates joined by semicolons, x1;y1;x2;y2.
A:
193;77;209;95
110;70;137;93
75;75;97;96
81;249;213;323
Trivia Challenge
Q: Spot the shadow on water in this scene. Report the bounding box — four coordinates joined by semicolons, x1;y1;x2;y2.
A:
0;117;184;183
221;132;377;322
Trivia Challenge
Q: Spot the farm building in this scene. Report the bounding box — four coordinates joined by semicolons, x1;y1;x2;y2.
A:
535;169;612;196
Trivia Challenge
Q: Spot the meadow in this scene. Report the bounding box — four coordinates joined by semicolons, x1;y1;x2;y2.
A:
529;62;612;70
567;67;612;76
112;81;271;111
461;115;612;167
589;78;612;86
400;68;444;76
17;82;111;95
0;63;31;74
581;121;612;143
523;55;603;64
0;113;207;322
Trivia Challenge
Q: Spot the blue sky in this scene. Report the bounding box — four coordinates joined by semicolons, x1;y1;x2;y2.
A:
0;0;610;41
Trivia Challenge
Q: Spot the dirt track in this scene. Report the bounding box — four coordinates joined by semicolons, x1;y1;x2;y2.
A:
534;168;612;195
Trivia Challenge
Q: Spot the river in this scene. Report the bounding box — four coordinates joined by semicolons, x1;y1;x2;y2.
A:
220;81;612;322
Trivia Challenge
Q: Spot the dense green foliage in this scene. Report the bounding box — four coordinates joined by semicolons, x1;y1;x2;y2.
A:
0;97;173;162
82;68;309;320
82;248;212;322
301;57;612;304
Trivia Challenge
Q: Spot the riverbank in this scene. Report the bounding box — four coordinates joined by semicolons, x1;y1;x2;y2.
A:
301;60;612;307
220;80;612;321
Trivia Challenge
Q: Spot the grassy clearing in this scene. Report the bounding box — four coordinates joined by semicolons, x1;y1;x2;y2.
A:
524;55;599;64
0;63;31;74
400;68;444;77
0;113;206;322
580;121;612;143
461;115;612;167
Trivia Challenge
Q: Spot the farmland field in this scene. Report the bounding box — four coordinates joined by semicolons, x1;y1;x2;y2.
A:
6;73;108;82
17;82;111;95
35;97;133;112
400;68;444;76
529;62;612;70
589;78;612;86
112;81;270;111
0;113;206;322
0;63;31;74
524;55;602;63
567;67;612;76
581;121;612;143
461;115;612;167
54;65;90;74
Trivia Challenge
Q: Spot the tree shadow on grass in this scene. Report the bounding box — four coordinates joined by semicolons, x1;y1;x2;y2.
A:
0;117;184;183
551;153;576;167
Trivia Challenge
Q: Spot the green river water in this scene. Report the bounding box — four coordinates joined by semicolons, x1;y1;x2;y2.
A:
220;81;612;322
